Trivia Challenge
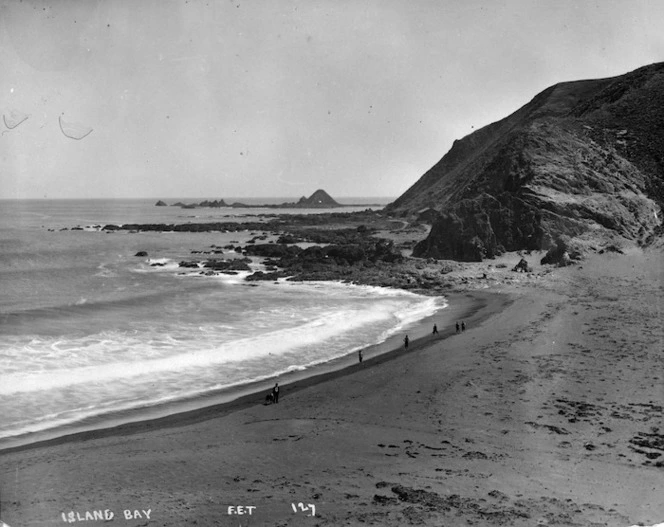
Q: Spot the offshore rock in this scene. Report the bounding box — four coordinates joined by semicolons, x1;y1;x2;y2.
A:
295;189;340;207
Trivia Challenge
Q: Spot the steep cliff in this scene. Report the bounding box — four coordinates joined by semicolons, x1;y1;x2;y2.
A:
386;63;664;261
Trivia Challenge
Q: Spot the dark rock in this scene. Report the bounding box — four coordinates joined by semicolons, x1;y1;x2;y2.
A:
202;259;251;271
462;451;488;460
413;193;543;261
630;432;664;451
488;490;509;501
197;199;228;208
372;495;399;506
541;236;571;266
277;234;305;244
155;200;168;206
390;485;451;511
599;244;625;254
246;271;284;281
244;244;302;259
134;251;148;257
512;258;531;272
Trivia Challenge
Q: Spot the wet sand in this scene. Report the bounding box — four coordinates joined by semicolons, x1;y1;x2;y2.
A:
0;248;662;527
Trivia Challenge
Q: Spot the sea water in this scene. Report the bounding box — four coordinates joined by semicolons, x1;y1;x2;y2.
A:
0;199;445;442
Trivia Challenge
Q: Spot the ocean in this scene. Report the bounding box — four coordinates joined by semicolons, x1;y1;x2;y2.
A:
0;199;446;444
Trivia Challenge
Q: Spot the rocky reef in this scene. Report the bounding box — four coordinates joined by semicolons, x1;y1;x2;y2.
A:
158;189;344;209
386;63;664;261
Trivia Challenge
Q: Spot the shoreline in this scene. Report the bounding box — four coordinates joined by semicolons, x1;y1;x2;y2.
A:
0;289;508;455
1;249;662;527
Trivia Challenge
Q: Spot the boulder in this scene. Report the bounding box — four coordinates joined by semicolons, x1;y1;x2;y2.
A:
541;237;572;266
512;258;531;272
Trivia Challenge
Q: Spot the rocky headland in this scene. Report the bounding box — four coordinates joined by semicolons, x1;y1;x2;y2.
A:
386;62;664;261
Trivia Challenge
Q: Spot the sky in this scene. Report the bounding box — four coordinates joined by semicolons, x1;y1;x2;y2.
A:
1;1;663;200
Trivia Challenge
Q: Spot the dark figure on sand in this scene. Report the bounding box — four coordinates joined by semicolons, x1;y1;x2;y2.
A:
272;382;279;404
433;324;438;335
359;350;363;363
456;322;460;333
404;335;409;349
461;321;466;332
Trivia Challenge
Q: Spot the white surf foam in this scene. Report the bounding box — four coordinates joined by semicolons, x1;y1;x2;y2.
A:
0;301;402;395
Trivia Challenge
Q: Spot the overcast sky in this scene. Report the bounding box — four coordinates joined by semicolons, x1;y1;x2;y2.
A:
1;0;663;200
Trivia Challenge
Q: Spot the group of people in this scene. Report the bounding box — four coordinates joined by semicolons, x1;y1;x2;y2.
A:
268;320;469;404
402;320;467;349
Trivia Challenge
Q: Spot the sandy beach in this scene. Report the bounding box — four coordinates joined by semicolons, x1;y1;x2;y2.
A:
1;247;662;527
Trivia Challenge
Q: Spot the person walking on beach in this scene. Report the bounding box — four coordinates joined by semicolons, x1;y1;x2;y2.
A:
404;335;409;349
456;322;460;333
461;321;466;332
272;382;279;404
432;324;438;335
359;349;363;363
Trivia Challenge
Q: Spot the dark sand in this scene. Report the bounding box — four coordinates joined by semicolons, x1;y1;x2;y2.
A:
0;248;662;527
